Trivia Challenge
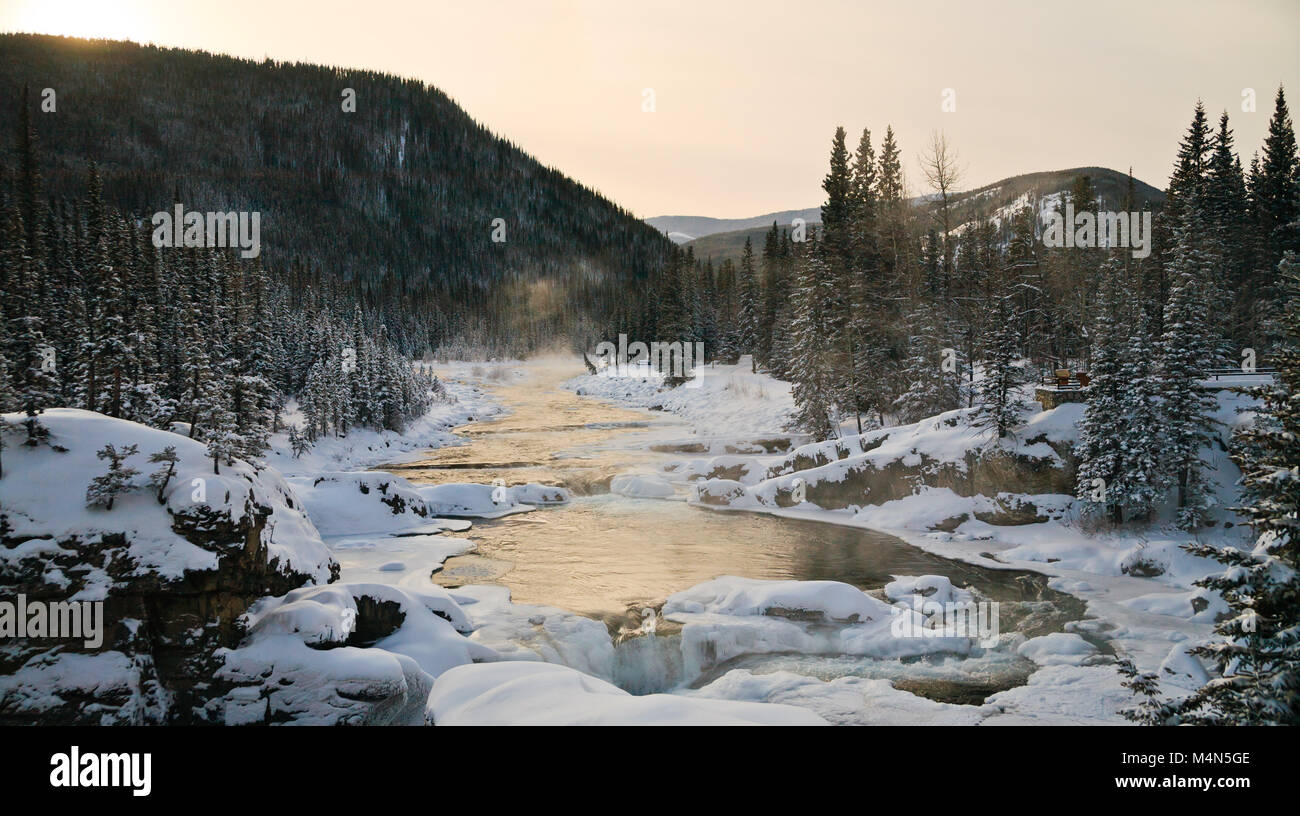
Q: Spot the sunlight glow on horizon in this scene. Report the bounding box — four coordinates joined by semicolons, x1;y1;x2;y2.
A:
2;0;1298;219
8;0;156;43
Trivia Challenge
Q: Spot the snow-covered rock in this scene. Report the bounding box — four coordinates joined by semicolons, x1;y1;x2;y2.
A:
666;576;891;622
417;482;567;518
689;669;986;726
215;583;496;725
427;662;827;725
610;472;676;499
884;575;976;609
286;471;432;536
661;576;973;681
0;409;336;724
1016;633;1099;666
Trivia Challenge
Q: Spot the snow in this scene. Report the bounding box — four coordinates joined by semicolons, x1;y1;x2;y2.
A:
883;574;975;609
565;356;795;438
610;472;677;499
265;377;501;476
560;360;1255;723
428;662;827;726
662;576;975;684
286;471;433;536
217;582;497;725
328;533;474;586
5;355;1258;726
1016;633;1099;666
665;575;891;622
688;669;986;726
0;649;169;725
0;408;335;591
418;482;552;519
978;665;1134;725
449;584;618;681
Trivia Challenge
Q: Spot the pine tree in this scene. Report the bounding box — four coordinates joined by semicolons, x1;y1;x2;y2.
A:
841;127;884;432
1160;203;1220;529
975;293;1027;439
289;424;312;458
1205;112;1253;343
86;443;140;511
789;238;838;439
893;298;961;424
1161;252;1300;724
147;446;179;504
1115;312;1167;523
1076;257;1129;524
1255;87;1300;270
736;237;760;371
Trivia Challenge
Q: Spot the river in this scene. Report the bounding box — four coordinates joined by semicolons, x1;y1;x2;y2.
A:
381;361;1093;703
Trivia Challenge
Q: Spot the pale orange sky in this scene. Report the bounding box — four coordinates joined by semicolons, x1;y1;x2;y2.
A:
3;0;1298;218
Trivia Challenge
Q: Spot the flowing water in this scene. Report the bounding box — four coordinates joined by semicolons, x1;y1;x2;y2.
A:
382;362;1093;703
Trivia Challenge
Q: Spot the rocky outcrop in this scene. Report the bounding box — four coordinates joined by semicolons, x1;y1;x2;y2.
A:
691;408;1080;522
0;410;337;725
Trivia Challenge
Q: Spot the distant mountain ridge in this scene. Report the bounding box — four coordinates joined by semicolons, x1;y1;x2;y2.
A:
651;166;1165;263
645;208;823;244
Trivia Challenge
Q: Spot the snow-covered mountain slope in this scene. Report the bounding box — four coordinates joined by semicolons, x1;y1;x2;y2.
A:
670;167;1164;264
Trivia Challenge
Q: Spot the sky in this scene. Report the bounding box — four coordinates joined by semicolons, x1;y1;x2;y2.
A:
3;0;1298;219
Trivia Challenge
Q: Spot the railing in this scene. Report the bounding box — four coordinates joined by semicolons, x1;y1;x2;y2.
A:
1038;373;1089;389
1204;367;1277;380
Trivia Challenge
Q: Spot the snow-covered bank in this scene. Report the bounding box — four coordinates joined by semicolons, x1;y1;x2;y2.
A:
552;359;1263;722
266;376;501;476
563;356;797;440
0;376;519;724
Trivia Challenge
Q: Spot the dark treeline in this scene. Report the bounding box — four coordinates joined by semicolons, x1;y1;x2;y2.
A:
0;89;436;471
0;34;673;357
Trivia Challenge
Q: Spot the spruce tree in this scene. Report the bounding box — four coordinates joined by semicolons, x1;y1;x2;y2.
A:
148;446;179;504
1160;252;1300;724
1076;257;1128;524
1160;203;1220;528
86;443;140;511
975;293;1027;439
736;237;760;371
1255;87;1300;269
1115;312;1167;523
789;237;838;439
893;298;961;424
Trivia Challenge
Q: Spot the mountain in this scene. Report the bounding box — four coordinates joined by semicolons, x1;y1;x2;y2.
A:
0;34;672;352
645;208;822;244
668;166;1165;265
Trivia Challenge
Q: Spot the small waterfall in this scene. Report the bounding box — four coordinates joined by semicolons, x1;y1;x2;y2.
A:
609;607;688;694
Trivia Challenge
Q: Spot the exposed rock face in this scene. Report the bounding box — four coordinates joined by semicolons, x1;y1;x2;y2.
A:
687;408;1079;522
0;410;337;725
762;444;1074;511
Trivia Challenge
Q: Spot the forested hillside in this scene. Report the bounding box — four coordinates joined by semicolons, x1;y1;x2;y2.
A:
0;33;673;355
